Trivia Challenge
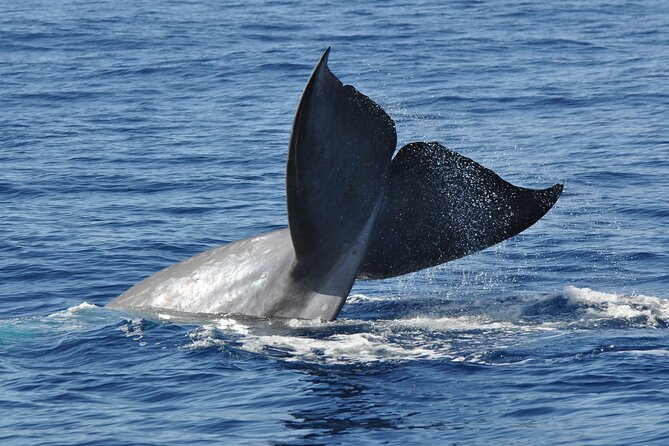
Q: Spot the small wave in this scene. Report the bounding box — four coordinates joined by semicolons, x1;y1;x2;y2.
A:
32;289;662;366
47;302;100;318
564;286;669;327
346;293;404;304
0;302;117;342
346;293;371;303
180;286;669;365
392;315;525;332
117;319;147;346
185;326;228;350
214;317;250;335
184;313;538;365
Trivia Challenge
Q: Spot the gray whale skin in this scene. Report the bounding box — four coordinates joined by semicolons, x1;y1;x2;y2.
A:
107;48;563;321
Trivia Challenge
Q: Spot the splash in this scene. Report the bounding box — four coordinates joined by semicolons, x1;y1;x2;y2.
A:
240;331;443;363
564;286;669;327
47;302;100;318
9;289;664;366
181;287;669;365
393;315;523;332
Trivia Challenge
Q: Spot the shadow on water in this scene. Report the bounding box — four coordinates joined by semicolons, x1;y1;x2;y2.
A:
282;369;400;441
274;354;498;444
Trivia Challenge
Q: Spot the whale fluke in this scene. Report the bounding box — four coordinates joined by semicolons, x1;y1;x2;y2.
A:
358;142;563;279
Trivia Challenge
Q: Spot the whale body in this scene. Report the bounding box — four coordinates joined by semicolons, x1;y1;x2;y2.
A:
107;48;563;321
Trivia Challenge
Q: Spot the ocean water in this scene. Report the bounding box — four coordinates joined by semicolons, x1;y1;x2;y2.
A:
1;0;669;444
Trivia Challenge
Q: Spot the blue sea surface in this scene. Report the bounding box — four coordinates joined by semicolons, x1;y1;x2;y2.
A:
2;0;669;444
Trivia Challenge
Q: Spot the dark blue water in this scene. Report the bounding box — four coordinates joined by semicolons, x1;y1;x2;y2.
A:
2;0;669;444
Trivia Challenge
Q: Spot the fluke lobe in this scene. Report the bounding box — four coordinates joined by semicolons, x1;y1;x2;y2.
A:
107;48;563;321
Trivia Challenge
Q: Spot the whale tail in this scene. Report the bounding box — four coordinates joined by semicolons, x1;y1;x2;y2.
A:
288;48;562;287
108;48;563;322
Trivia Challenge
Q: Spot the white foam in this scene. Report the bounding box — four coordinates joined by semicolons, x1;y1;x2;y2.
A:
284;317;365;328
346;294;398;304
392;315;523;332
182;286;669;364
183;321;251;349
47;302;99;318
214;318;250;335
182;311;550;365
241;332;445;363
623;349;669;357
180;314;455;363
285;318;329;328
38;302;106;333
564;286;669;326
185;326;227;350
